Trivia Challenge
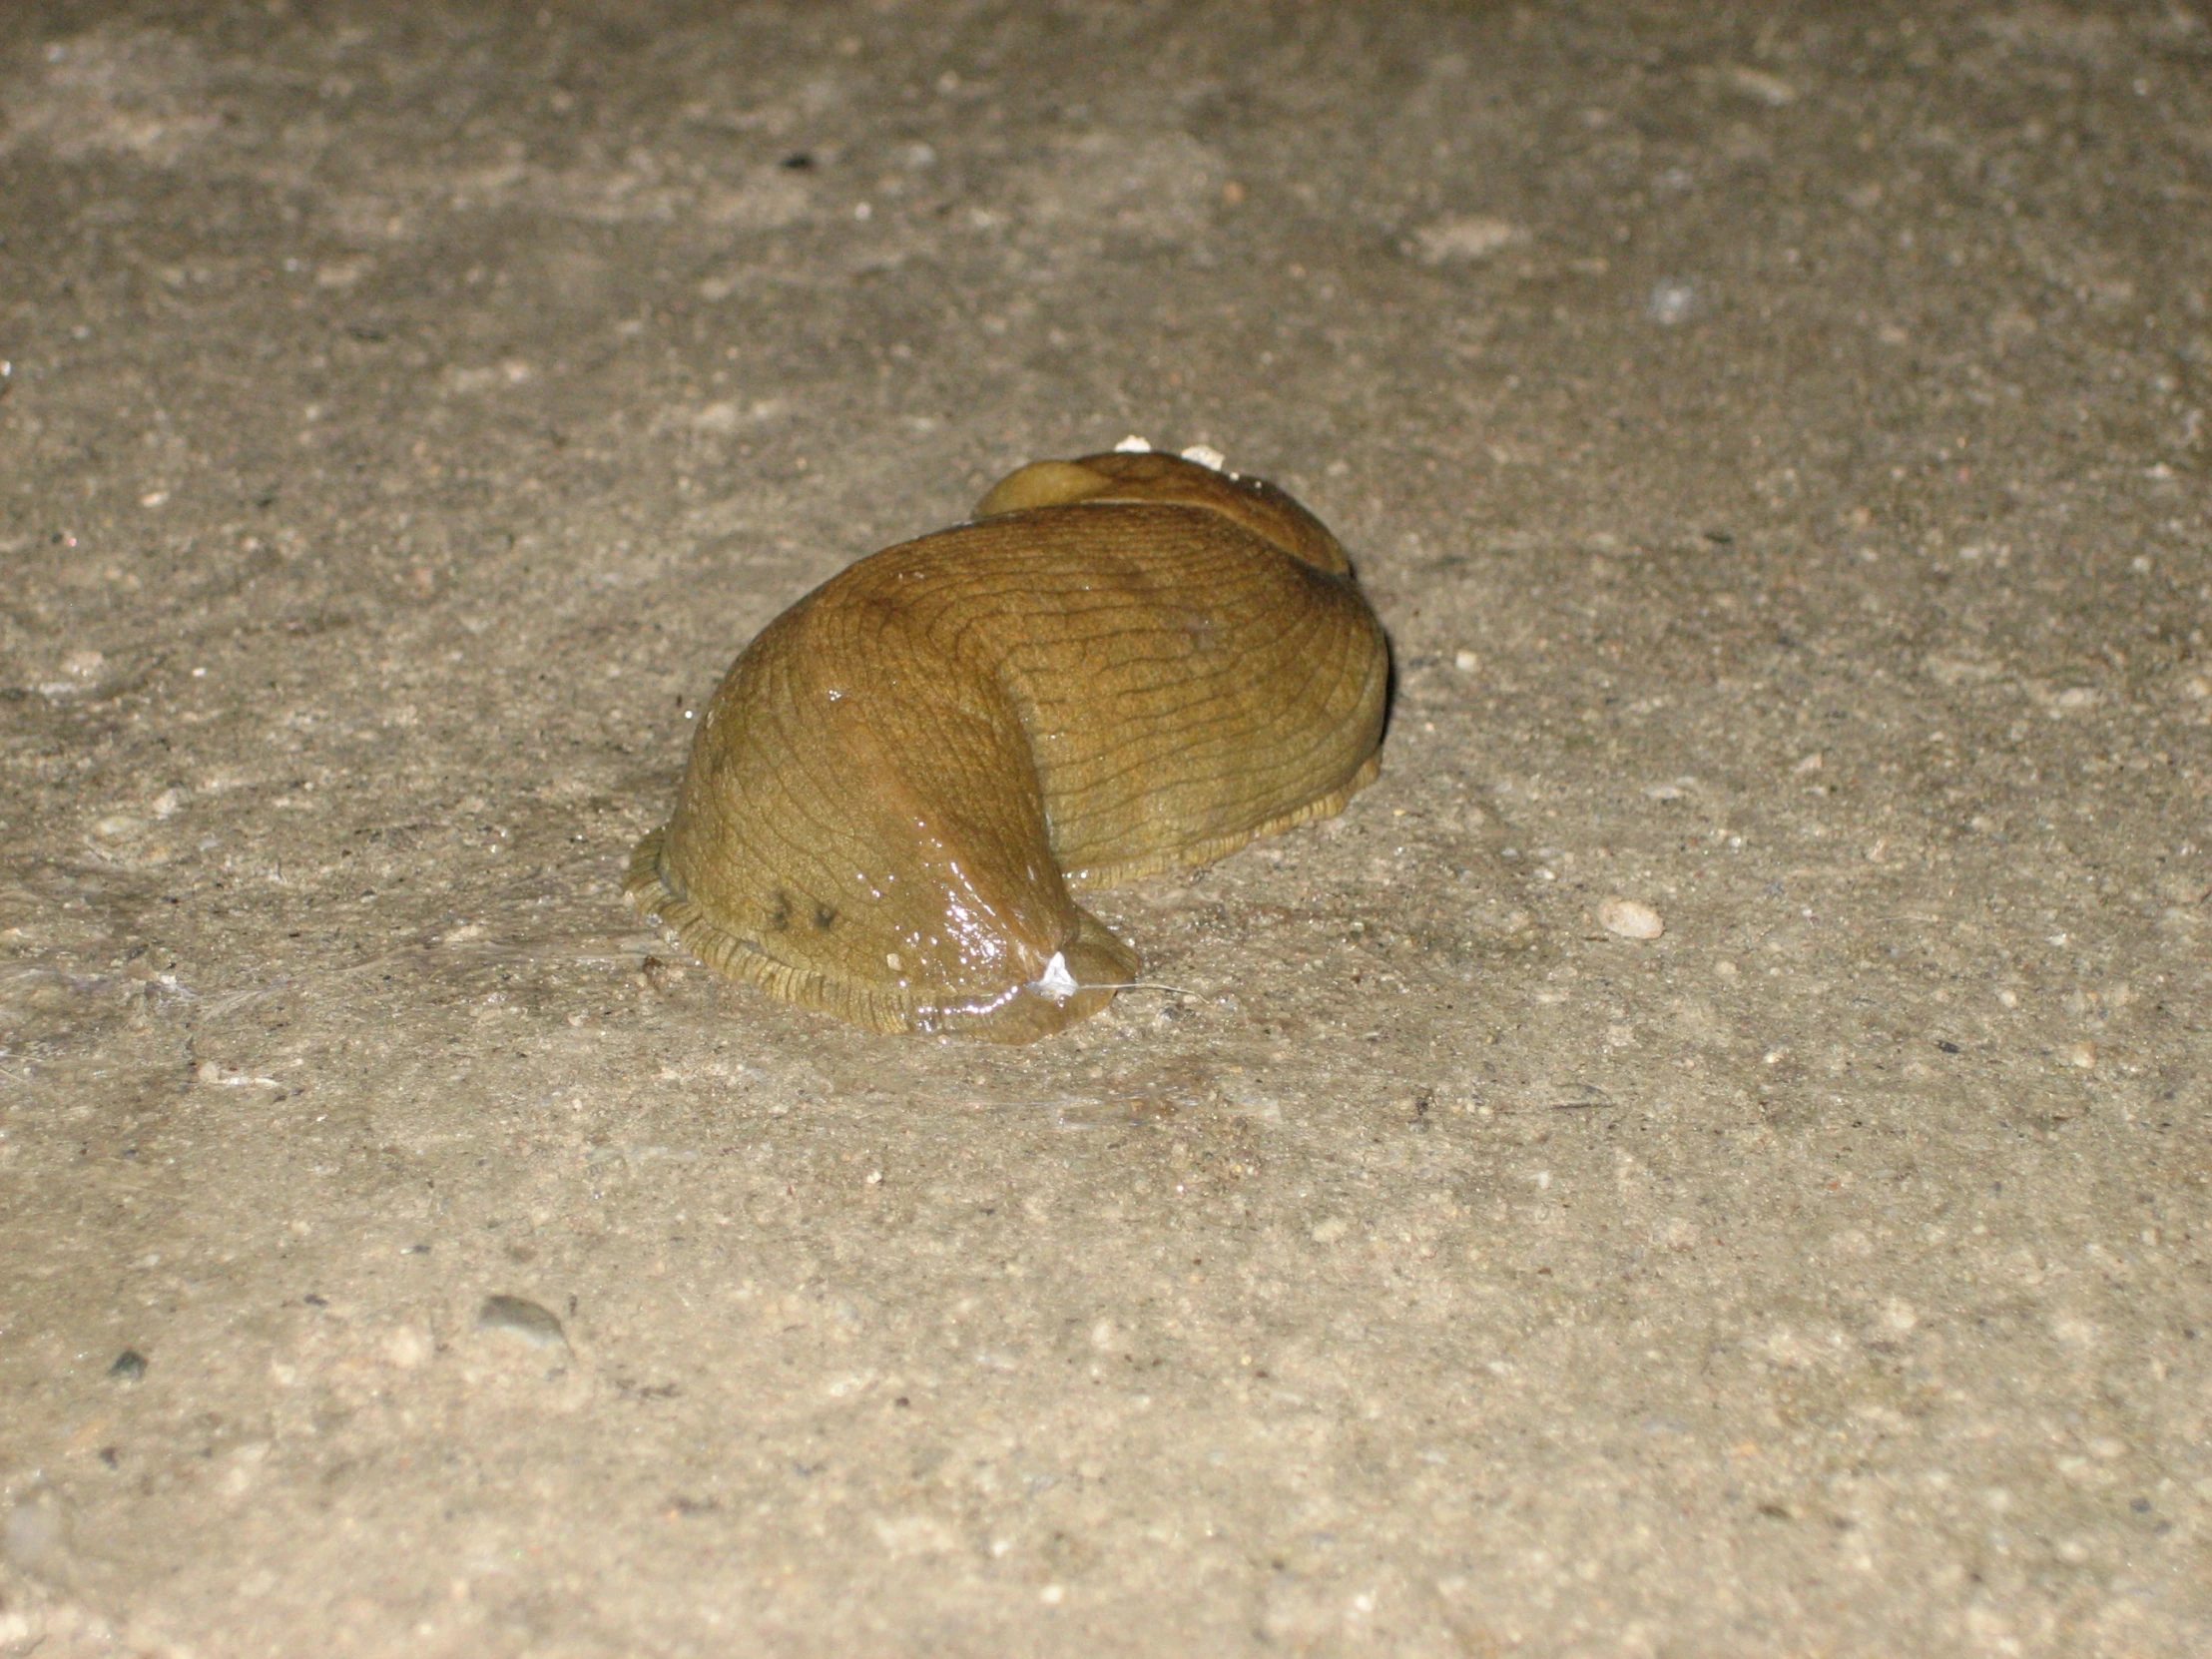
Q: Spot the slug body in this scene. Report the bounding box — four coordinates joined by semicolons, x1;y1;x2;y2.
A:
627;450;1389;1041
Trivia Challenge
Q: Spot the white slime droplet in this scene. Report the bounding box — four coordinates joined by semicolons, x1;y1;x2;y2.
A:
1033;951;1080;1002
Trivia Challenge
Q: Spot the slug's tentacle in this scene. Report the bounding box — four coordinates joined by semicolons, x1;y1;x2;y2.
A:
627;451;1388;1042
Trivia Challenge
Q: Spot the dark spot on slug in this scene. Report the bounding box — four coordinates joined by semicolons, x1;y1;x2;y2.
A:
768;889;792;931
814;903;836;929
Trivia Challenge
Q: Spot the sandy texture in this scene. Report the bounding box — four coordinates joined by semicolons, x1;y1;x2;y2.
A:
2;3;2208;1654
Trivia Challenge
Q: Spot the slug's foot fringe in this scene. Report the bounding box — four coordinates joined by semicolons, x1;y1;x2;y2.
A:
627;829;1142;1042
1068;751;1382;890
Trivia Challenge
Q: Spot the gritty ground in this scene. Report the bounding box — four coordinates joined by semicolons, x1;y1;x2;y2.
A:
2;2;2209;1655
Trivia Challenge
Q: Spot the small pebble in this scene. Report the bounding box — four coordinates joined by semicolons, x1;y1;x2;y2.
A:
3;1493;64;1572
1598;896;1665;940
2065;1040;2098;1070
1726;65;1799;107
1647;280;1697;325
1452;649;1479;673
1411;214;1527;266
477;1294;567;1349
108;1349;148;1382
2152;872;2208;905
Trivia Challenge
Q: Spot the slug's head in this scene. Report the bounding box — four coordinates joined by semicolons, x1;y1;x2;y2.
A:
974;449;1352;576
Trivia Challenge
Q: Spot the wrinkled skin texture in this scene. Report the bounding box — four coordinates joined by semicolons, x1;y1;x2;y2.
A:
627;451;1389;1041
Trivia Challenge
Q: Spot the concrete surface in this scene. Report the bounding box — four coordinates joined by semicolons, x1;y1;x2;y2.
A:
2;2;2209;1654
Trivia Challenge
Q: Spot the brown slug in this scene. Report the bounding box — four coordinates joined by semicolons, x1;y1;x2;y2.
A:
626;447;1389;1042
